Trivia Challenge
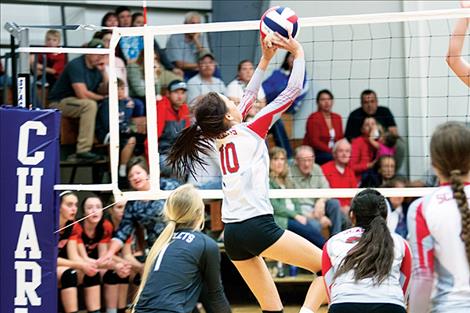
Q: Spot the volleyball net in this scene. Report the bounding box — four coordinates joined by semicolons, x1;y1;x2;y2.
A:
15;8;470;202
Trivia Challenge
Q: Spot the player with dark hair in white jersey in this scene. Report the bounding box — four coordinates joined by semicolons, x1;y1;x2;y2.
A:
408;122;470;313
168;34;321;313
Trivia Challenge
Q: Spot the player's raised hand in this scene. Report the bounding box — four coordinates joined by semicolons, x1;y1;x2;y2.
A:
461;1;470;8
271;32;303;58
260;35;277;61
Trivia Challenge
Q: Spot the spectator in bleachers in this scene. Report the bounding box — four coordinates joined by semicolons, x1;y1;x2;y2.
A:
262;51;308;158
106;200;134;313
98;158;180;273
360;155;397;188
350;116;377;183
96;78;146;180
72;195;131;313
132;12;145;27
269;147;326;248
321;139;357;214
344;89;406;170
289;145;343;236
383;177;410;239
166;11;212;80
48;39;107;161
369;127;399;160
30;29;66;89
186;52;226;104
57;191;99;313
226;59;266;106
0;60;12;87
152;80;190;177
116;6;132;27
115;6;175;74
101;11;119;27
303;89;344;165
127;50;182;102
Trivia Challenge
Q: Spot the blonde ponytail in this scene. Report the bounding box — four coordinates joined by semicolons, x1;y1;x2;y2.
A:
132;184;205;311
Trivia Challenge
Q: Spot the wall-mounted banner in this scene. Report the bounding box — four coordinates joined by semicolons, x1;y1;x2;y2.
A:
0;106;60;313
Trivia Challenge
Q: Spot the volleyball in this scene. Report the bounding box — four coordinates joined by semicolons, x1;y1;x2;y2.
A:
260;6;299;40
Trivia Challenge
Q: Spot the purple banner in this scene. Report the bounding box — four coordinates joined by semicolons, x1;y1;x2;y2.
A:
0;106;60;313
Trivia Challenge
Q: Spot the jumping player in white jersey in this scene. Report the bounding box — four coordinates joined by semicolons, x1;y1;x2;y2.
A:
168;34;322;313
315;189;411;313
408;122;470;313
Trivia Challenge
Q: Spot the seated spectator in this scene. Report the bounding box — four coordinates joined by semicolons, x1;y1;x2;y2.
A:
383;177;410;239
132;12;145;27
289;145;344;236
30;29;66;89
72;195;131;313
57;191;97;313
360;155;397;188
344;89;406;170
147;80;190;177
101;11;119;27
95;78;146;179
369;127;399;160
262;51;308;158
350;116;378;182
226;59;266;106
269;147;326;248
127;50;182;102
115;6;174;73
48;39;107;161
303;89;343;165
187;52;226;104
165;11;212;79
0;60;12;88
321;139;357;214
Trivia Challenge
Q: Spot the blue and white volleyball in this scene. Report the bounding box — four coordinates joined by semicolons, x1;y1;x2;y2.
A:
260;6;299;39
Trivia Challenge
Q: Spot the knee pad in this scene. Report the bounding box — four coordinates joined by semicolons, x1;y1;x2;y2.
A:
60;268;78;290
82;272;101;287
103;270;119;285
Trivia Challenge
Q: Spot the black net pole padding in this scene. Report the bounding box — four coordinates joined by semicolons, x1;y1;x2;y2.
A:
17;73;30;108
10;35;17;106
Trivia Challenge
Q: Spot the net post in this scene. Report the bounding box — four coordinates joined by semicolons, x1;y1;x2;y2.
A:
143;26;160;192
108;28;122;196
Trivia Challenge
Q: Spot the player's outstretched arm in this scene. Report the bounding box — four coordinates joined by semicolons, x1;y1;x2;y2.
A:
447;1;470;87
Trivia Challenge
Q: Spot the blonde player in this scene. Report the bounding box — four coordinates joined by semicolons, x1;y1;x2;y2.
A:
168;34;321;313
408;122;470;313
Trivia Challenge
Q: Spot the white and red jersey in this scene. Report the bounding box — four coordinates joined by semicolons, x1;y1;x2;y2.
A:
407;184;470;313
322;227;412;308
217;59;305;223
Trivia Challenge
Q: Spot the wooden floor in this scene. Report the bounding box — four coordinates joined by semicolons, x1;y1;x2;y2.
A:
232;305;328;312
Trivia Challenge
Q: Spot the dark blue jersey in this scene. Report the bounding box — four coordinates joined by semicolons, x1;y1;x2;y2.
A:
135;230;231;313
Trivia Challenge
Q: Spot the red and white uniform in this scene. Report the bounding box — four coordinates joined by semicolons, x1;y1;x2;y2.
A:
217;59;305;223
322;227;412;308
407;184;470;313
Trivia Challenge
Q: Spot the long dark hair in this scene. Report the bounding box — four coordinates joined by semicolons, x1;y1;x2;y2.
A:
335;189;395;284
167;92;230;178
430;122;470;266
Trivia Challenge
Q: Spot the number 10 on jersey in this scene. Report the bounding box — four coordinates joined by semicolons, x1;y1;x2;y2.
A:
219;143;240;174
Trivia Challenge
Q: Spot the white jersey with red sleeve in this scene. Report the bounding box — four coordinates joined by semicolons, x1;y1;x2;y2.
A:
407;184;470;313
217;58;305;223
322;227;411;308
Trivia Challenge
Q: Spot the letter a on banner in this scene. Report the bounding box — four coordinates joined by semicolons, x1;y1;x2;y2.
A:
0;106;60;313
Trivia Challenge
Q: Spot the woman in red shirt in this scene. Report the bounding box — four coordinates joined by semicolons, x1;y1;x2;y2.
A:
351;117;378;183
303;89;343;165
